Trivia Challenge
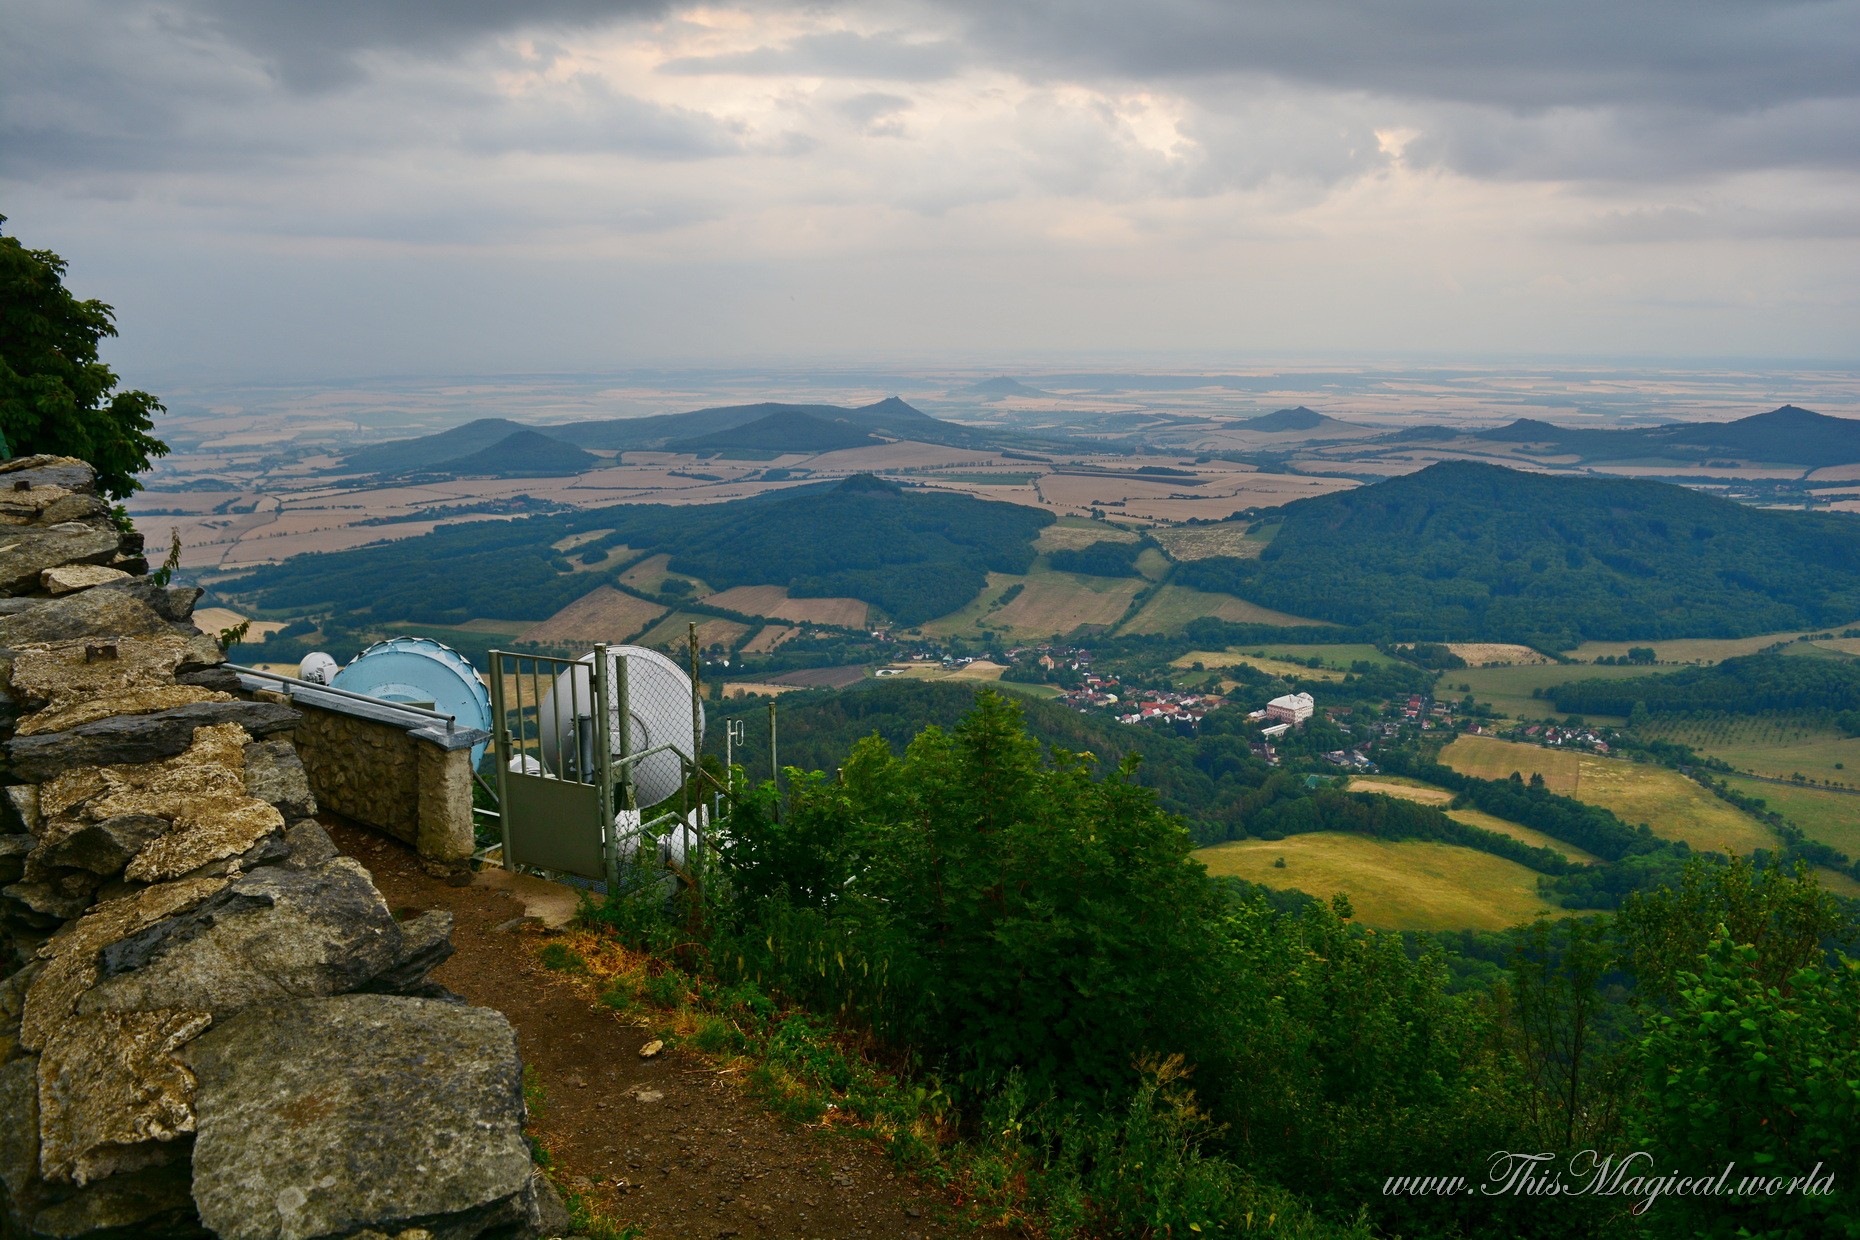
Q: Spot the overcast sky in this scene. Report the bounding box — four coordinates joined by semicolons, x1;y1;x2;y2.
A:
4;0;1857;380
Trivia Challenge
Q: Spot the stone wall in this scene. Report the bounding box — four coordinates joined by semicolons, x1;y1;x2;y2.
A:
269;694;478;866
0;457;562;1240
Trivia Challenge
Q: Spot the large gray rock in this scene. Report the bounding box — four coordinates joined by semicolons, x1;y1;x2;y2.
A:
0;457;97;496
356;909;455;999
0;523;124;595
280;819;339;869
241;740;316;819
6;700;299;782
30;815;168;876
27;1158;203;1239
0;581;198;648
185;995;533;1240
82;859;404;1016
0;832;31;885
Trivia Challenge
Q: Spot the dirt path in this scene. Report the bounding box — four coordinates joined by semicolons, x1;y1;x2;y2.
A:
328;821;975;1240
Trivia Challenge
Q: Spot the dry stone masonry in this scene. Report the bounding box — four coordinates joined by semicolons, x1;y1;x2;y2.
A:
0;457;558;1239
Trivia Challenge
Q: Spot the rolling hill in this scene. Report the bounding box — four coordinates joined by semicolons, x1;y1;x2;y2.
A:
436;430;599;477
233;475;1053;627
340;398;986;472
1173;461;1860;646
667;409;881;454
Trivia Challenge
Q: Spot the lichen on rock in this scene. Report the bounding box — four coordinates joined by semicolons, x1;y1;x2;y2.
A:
36;1008;212;1185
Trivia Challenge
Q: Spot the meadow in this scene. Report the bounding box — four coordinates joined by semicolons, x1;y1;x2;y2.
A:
1174;651;1348;682
1568;623;1859;665
1440;735;1776;856
1450;662;1654;721
1120;584;1322;635
1193;834;1565;932
1344;774;1604;863
1717;775;1860;856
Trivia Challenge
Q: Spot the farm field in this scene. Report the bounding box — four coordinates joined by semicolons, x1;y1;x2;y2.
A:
1817;868;1860;898
636;612;753;652
1452;662;1656;721
1347;776;1454;804
193;607;287;641
1194;834;1566;931
1120;584;1321;635
519;586;666;647
915;572;1023;638
739;624;799;653
1718;776;1860;856
1032;519;1141;553
1569;623;1860;665
1251;643;1402;669
1445;643;1549;666
703;584;869;629
617;554;710;596
1149;521;1270;561
1174;651;1346;682
1638;715;1860;788
881;660;1007;683
1440;736;1776;855
991;570;1144;636
764;665;869;689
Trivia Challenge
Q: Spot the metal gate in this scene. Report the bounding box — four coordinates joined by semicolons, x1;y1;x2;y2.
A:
487;638;729;891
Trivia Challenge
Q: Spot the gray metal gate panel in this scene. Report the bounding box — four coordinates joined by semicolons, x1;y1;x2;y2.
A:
502;771;605;878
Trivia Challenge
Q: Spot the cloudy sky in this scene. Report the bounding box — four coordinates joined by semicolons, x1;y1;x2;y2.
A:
4;0;1857;379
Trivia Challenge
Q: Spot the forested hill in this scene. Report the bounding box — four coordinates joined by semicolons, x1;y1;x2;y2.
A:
1459;404;1860;466
1174;461;1860;647
667;410;880;454
1549;650;1860;719
233;474;1051;626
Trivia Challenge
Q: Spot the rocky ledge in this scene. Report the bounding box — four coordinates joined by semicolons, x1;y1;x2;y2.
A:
0;458;562;1239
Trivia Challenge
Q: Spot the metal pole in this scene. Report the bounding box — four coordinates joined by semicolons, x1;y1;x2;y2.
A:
594;644;615;894
490;651;514;871
768;699;779;793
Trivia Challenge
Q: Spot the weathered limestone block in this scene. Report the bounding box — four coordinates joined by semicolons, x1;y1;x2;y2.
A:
7;700;298;783
355;909;455;998
0;523;125;595
0;458;97;496
6;785;42;834
32;815;168;876
281;819;339;869
80;858;405;1016
185;995;532;1240
0;833;31;885
25;1158;200;1239
19;877;226;1053
37;1008;211;1184
39;564;130;596
242;739;316;819
7;632;227;738
29;723;286;882
0;581;199;648
1;876;100;923
0;483;108;529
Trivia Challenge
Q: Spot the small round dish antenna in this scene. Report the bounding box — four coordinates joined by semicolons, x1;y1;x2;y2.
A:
536;646;702;808
298;652;338;685
332;637;494;767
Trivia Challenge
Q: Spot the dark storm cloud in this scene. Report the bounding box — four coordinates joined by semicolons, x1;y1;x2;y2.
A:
937;0;1860;114
174;0;674;89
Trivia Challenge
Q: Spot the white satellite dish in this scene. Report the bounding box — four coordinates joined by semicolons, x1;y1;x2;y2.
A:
298;652;339;685
535;646;703;807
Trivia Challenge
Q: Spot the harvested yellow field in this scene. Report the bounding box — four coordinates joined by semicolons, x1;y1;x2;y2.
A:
721;682;809;698
1194;835;1565;932
1445;808;1602;865
1121;585;1323;635
638;613;753;652
1174;650;1346;681
740;624;800;653
1441;736;1775;856
1570;624;1860;665
1440;736;1581;793
1034;522;1141;552
1150;522;1268;561
989;572;1144;636
1348;777;1455;805
1446;643;1549;666
703;585;869;629
519;586;665;647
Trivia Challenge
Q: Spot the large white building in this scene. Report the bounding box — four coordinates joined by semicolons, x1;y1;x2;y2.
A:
1266;692;1315;727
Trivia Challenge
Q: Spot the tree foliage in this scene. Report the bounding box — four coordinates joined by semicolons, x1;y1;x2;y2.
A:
0;217;167;497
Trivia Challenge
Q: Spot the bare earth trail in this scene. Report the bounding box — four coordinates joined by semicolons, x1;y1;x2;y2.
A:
327;821;977;1240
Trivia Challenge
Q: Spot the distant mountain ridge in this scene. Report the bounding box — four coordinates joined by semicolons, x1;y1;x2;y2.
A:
1458;405;1860;466
1244;406;1332;433
340;397;982;474
668;409;881;454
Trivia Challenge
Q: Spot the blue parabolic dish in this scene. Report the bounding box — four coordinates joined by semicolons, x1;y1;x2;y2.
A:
332;637;494;766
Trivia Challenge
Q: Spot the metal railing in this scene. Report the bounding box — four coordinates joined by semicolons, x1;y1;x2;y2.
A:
226;663;460;734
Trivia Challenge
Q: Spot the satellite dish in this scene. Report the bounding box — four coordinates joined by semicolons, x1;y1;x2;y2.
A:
535;646;702;808
331;637;494;767
298;652;338;685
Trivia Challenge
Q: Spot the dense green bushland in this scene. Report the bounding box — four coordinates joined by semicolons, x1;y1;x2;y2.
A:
597;693;1860;1237
1180;462;1860;647
1549;650;1860;725
232;474;1052;626
1047;538;1146;577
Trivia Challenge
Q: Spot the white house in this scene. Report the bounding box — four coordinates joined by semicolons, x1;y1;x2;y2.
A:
1265;692;1314;727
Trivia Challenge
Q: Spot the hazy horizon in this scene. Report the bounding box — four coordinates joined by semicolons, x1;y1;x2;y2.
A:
5;0;1857;381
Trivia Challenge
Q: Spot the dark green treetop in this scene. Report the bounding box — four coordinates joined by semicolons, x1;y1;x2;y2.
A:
0;216;168;498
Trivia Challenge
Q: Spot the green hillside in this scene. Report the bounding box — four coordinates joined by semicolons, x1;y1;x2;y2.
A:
1464;405;1860;467
1177;461;1860;647
341;417;531;474
434;429;598;477
1549;650;1860;719
232;475;1051;626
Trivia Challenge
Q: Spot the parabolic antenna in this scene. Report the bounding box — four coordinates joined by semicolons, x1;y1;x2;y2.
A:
536;646;703;808
332;637;494;767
